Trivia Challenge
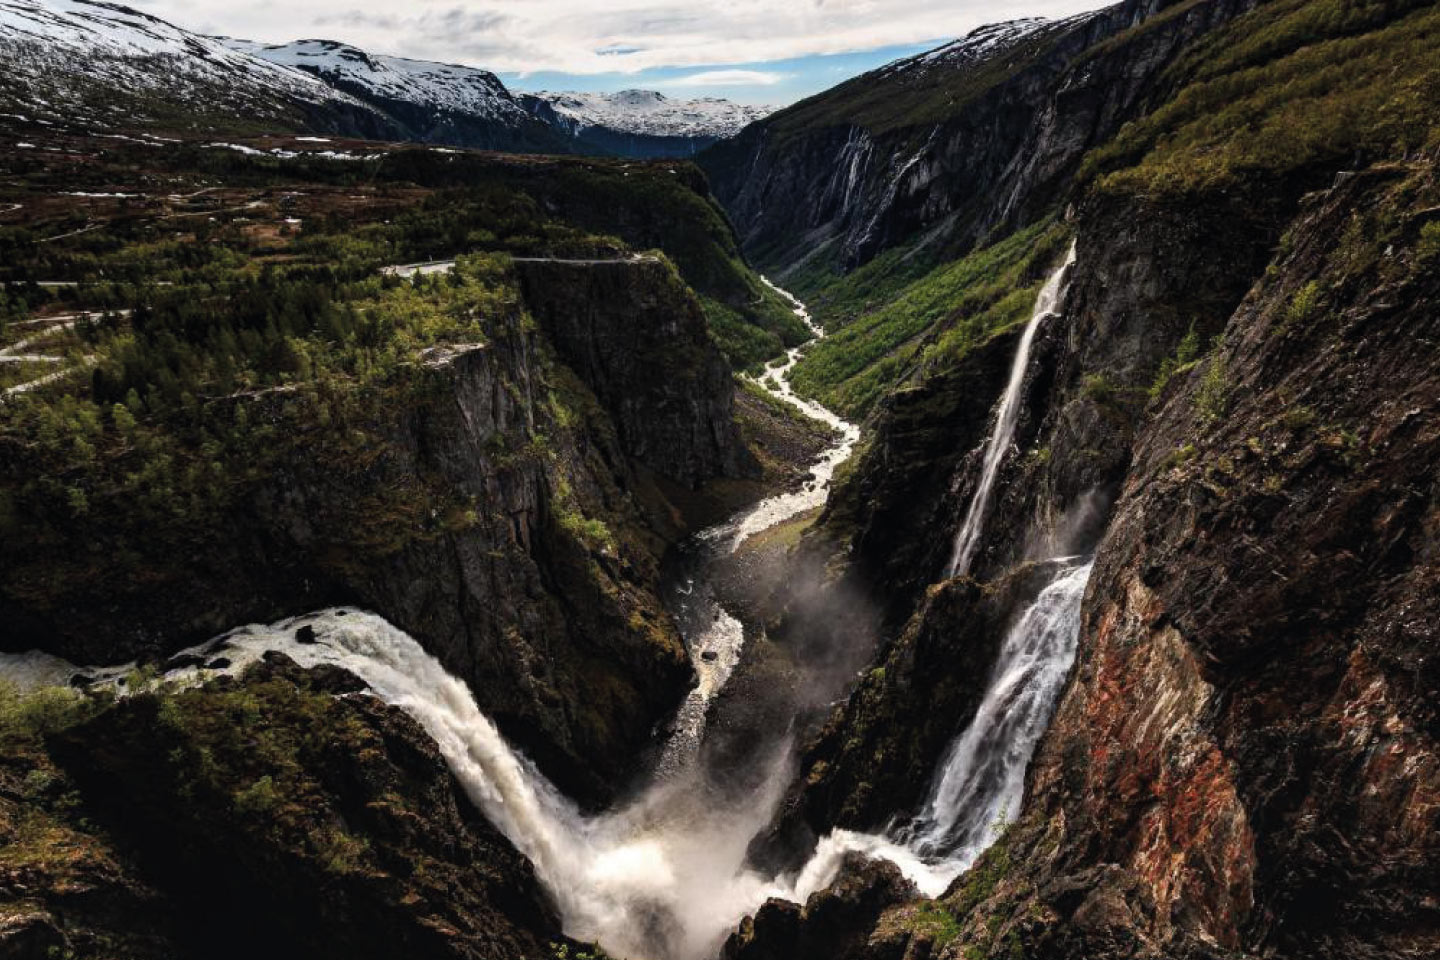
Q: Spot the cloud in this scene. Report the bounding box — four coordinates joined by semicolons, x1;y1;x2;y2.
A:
660;69;786;87
134;0;1108;76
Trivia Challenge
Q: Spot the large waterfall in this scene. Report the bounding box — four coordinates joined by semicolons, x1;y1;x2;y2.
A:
149;611;799;960
947;242;1077;578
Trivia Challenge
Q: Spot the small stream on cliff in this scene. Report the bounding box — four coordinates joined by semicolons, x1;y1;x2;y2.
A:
2;257;1093;958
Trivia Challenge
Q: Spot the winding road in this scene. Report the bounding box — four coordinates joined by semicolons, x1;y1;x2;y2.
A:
382;253;660;277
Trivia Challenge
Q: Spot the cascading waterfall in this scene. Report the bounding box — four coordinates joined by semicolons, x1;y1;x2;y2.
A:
904;561;1093;859
797;559;1094;897
946;242;1077;578
142;612;799;960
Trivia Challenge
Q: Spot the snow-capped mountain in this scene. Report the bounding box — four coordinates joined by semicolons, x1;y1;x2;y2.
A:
527;90;773;140
0;0;383;132
220;37;574;154
0;1;766;157
222;39;530;127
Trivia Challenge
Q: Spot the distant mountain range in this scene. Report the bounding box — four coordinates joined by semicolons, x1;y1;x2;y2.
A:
0;0;774;157
519;90;774;158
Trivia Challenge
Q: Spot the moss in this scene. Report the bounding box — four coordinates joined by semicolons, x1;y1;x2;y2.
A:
949;828;1015;915
1418;220;1440;262
0;681;107;746
1164;443;1200;470
1195;353;1230;423
1149;323;1202;399
903;900;962;949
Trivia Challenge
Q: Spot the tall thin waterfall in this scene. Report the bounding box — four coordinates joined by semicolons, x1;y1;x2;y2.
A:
946;243;1077;578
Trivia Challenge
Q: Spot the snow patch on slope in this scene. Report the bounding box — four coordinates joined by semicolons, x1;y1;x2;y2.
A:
530;89;773;139
0;0;367;123
876;14;1101;80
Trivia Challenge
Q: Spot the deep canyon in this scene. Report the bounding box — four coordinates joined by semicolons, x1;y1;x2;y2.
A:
1;0;1438;958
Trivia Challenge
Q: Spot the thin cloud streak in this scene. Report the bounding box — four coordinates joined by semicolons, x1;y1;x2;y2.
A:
131;0;1108;75
659;70;787;87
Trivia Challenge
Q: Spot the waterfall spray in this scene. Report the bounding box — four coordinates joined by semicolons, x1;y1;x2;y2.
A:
946;243;1077;578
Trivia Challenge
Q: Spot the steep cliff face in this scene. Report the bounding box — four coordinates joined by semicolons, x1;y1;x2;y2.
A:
1;261;759;805
517;258;758;486
701;0;1257;276
964;161;1440;960
739;143;1440;960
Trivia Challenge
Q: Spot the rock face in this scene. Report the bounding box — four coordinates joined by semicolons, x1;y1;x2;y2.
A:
979;163;1440;960
700;0;1258;275
517;258;758;486
773;176;1292;856
0;260;755;806
27;656;563;960
721;854;918;960
737;146;1440;960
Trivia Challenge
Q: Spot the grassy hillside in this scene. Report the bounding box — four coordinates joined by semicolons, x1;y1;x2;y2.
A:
1081;0;1440;194
788;222;1069;420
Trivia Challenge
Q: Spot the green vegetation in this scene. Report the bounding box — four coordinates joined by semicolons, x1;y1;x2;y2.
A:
0;253;511;617
0;144;792;624
552;475;617;554
789;222;1069;419
785;240;944;330
1195;352;1230;423
1419;220;1440;262
702;294;809;372
145;673;382;875
1081;0;1440;195
0;680;107;746
906;900;962;948
1149;323;1202;399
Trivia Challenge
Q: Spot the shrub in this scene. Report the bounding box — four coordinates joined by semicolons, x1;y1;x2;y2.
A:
0;681;104;743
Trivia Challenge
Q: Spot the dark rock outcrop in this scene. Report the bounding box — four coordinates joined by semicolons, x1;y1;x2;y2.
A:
516;258;758;486
722;854;918;960
42;658;563;960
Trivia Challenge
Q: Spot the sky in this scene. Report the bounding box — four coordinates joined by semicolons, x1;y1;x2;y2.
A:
129;0;1107;105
